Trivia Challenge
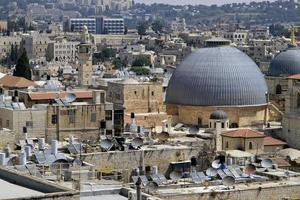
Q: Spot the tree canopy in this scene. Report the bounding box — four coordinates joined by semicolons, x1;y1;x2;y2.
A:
13;50;32;80
137;21;149;36
132;56;151;67
151;19;165;33
130;67;150;75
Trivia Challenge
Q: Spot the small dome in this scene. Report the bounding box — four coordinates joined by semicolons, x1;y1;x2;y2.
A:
268;47;300;76
210;110;228;120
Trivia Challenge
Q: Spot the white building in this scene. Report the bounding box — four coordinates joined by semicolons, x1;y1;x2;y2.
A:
46;37;79;62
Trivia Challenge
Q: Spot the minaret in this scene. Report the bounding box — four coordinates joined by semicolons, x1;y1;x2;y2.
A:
289;25;298;46
78;25;93;87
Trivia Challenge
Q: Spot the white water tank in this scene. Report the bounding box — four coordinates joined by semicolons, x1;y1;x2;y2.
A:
4;145;11;158
151;166;158;175
19;151;26;165
24;145;32;158
0;153;5;166
38;138;45;151
51;140;58;155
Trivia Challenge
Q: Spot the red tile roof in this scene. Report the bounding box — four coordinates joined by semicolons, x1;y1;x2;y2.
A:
28;90;92;100
263;136;287;146
288;74;300;80
0;75;35;88
222;129;265;138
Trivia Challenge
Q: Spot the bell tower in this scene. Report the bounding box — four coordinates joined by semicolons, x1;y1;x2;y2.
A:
78;25;93;87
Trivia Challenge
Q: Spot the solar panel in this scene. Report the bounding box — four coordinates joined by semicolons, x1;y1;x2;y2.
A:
197;172;208;181
26;165;42;178
235;167;244;176
132;176;138;183
44;153;56;164
223;168;234;177
140;175;149;186
217;169;227;179
15;165;29;173
68;143;81;154
150;174;162;185
227;166;241;178
157;173;167;183
54;99;64;105
35;152;46;164
191;172;201;183
55;153;66;160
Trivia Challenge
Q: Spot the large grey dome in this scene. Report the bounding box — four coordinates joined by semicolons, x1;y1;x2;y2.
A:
268;48;300;76
166;46;268;107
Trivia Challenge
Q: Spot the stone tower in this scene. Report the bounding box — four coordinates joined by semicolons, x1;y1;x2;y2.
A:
78;25;93;87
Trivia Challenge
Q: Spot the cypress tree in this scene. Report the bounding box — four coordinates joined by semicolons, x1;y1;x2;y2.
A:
13;49;31;80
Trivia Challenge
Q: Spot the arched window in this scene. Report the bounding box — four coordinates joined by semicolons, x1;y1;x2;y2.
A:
276;84;282;94
249;142;253;150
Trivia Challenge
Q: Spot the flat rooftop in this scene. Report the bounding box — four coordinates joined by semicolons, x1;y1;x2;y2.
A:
0;178;44;199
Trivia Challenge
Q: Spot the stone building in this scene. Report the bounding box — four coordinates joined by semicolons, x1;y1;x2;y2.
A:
221;129;265;154
0;75;35;95
46;37;79;62
266;47;300;111
17;90;93;108
0;104;47;140
107;79;164;114
282;74;300;149
166;46;268;128
222;129;286;154
21;31;51;59
45;90;124;142
107;79;166;128
0;36;22;59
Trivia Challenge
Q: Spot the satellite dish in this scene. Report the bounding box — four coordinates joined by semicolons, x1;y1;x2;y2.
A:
188;126;198;135
50;159;70;175
212;159;221;169
100;139;113;151
261;159;273;169
170;171;182;181
222;176;235;186
145;182;159;193
64;92;76;103
73;157;83;167
244;164;256;175
206;167;218;177
157;132;169;142
132;137;143;149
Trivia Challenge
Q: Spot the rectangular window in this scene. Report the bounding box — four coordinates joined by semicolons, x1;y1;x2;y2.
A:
26;121;33;127
100;92;105;103
91;113;96;122
68;110;75;123
51;115;57;124
105;110;112;120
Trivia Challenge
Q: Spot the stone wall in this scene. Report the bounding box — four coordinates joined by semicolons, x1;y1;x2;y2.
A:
81;146;201;175
167;105;267;127
159;184;300;200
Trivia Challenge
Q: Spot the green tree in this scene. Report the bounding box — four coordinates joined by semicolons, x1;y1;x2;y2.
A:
151;19;165;33
132;56;151;67
101;47;116;61
137;21;148;36
113;57;127;69
13;50;31;80
130;67;150;75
